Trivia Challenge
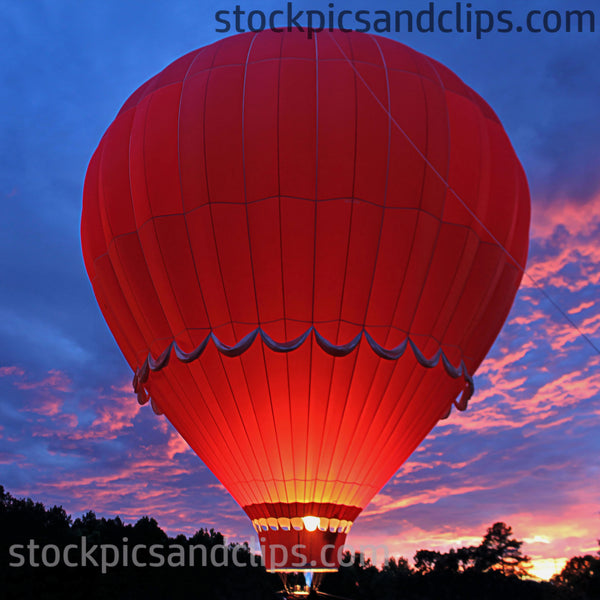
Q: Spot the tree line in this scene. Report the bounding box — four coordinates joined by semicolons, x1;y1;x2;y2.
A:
1;485;598;599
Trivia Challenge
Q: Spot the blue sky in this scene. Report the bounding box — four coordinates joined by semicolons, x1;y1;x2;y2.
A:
1;0;599;580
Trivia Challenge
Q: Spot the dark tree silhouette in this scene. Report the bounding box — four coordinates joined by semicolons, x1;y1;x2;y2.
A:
475;521;531;576
381;555;412;575
414;549;443;574
0;485;279;600
552;552;600;599
456;545;479;572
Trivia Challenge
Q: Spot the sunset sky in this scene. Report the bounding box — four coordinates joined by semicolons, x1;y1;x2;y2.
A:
1;0;599;582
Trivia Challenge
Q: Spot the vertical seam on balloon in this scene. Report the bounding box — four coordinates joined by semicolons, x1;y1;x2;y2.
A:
241;33;291;507
173;45;263;507
309;36;323;515
506;141;521;257
316;30;366;510
276;33;297;517
200;38;279;509
177;48;213;344
310;29;358;509
240;33;262;330
327;37;422;497
504;142;522;260
332;32;395;507
241;33;267;328
360;34;393;332
302;32;319;508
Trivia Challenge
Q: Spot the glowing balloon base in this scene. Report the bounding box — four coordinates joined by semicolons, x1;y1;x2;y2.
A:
259;528;345;572
247;505;359;571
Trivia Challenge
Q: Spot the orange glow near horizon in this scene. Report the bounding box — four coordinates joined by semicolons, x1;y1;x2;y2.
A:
529;558;568;581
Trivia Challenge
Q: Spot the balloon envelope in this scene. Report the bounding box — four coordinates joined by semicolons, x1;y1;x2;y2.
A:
81;29;529;571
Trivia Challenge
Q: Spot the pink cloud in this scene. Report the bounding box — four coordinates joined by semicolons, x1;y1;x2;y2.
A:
88;395;141;438
521;194;600;300
531;193;600;240
15;371;72;417
478;342;536;375
363;483;494;517
568;301;596;315
30;397;64;417
207;483;227;491
37;457;194;495
442;402;539;433
394;452;489;480
524;242;600;293
1;366;76;418
446;355;599;433
534;416;573;430
522;367;600;416
154;418;170;434
509;310;547;326
165;431;191;459
30;381;142;441
0;451;25;464
445;360;598;440
15;369;71;392
0;365;25;377
544;313;600;351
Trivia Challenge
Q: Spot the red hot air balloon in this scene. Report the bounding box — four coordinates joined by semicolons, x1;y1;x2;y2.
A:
81;29;529;572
